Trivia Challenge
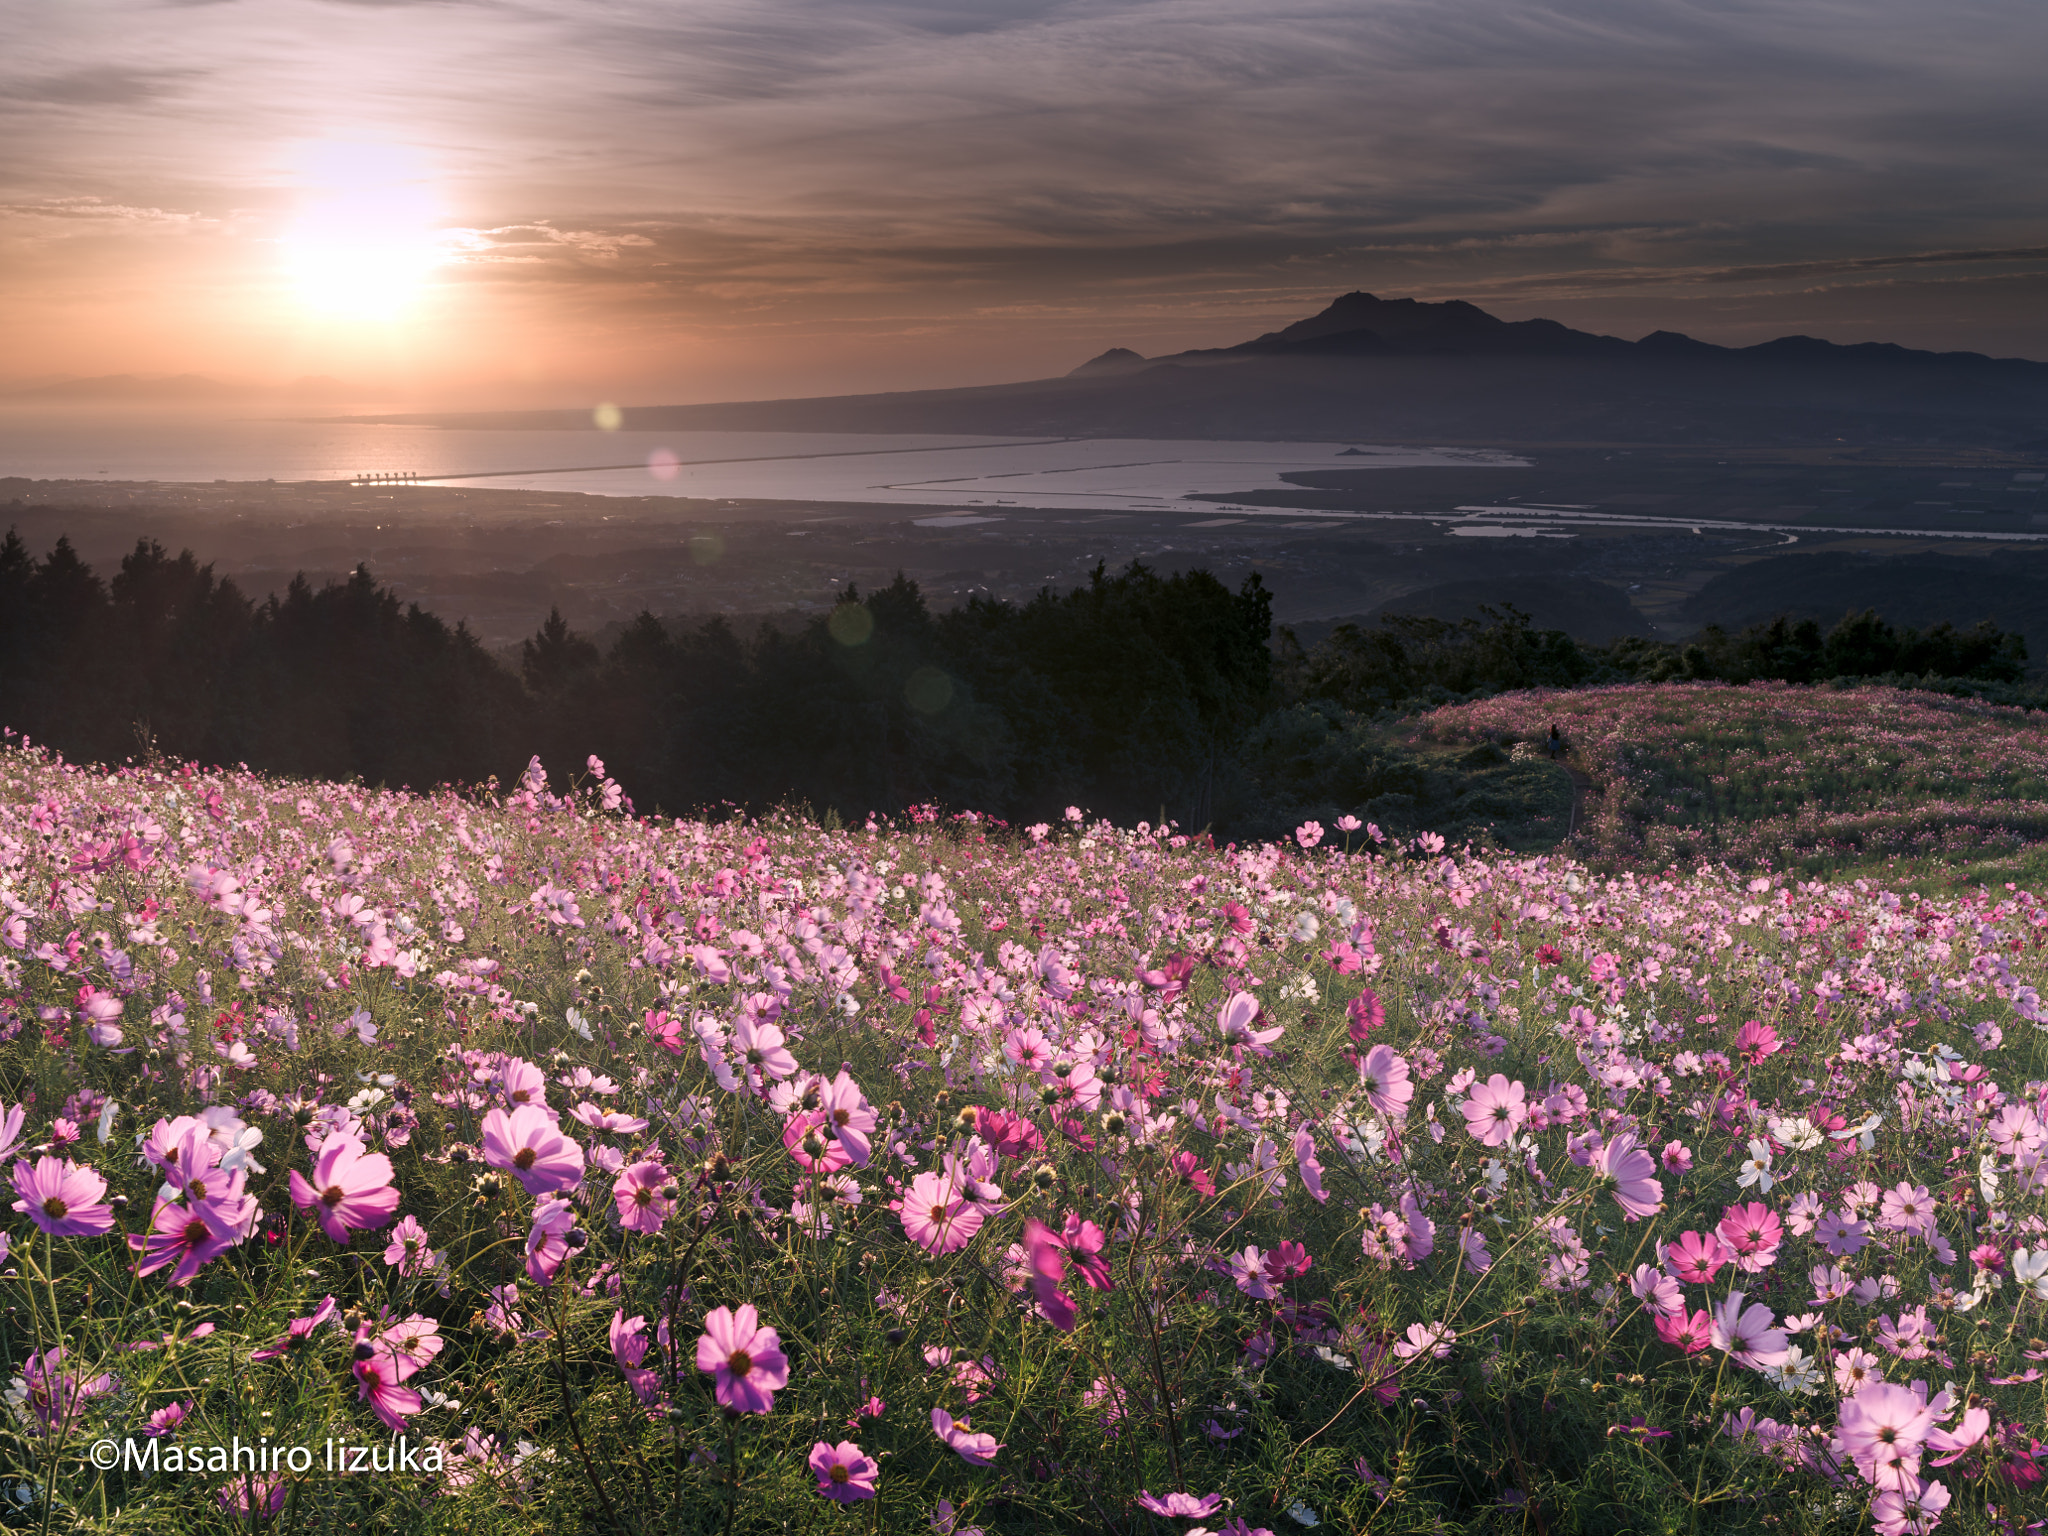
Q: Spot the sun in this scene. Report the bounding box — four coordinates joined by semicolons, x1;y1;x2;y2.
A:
280;142;447;319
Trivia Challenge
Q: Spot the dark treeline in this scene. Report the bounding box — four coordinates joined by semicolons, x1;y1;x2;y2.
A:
0;527;2036;840
0;531;1270;831
1276;603;2031;714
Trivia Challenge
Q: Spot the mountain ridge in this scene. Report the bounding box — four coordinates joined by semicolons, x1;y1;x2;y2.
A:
341;291;2048;447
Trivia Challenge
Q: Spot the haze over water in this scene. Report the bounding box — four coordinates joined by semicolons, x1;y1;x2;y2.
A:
0;410;1522;511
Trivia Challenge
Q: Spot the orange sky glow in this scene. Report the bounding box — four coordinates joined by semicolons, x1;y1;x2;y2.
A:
4;0;2047;411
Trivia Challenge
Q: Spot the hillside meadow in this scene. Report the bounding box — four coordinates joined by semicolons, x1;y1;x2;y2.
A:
0;690;2045;1533
1413;682;2048;895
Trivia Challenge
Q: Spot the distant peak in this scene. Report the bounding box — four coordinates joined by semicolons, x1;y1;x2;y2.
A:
1067;347;1150;377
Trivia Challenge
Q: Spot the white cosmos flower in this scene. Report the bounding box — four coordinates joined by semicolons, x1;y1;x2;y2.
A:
1830;1113;1882;1150
1768;1116;1825;1152
1980;1154;2003;1204
1736;1139;1776;1194
1763;1344;1822;1396
2012;1248;2048;1302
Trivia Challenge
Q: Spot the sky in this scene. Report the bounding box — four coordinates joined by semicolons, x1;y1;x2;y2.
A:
3;0;2046;408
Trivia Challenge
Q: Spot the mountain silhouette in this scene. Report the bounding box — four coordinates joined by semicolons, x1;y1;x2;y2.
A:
371;292;2048;448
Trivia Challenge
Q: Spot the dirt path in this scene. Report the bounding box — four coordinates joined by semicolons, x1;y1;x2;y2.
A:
1561;759;1598;843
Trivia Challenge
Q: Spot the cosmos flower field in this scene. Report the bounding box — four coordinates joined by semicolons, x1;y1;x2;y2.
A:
3;711;2048;1534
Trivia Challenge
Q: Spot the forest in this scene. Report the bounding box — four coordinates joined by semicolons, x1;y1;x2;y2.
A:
0;527;2035;840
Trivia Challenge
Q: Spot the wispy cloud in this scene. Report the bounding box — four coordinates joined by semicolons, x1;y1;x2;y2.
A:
1;0;2044;388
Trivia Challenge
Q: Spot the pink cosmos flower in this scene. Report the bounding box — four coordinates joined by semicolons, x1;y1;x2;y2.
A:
696;1304;788;1413
732;1017;797;1083
784;1109;854;1176
349;1322;423;1432
974;1108;1042;1162
612;1160;673;1234
1053;1213;1113;1289
1816;1209;1871;1257
931;1407;1003;1465
1655;1308;1712;1354
11;1155;116;1237
1709;1290;1789;1371
809;1440;879;1503
1139;1490;1223;1518
1837;1381;1936;1489
287;1132;401;1244
1357;1044;1412;1118
1347;989;1386;1042
480;1105;586;1197
896;1168;984;1255
250;1296;338;1361
1022;1218;1077;1332
142;1400;192;1437
1392;1321;1455;1360
817;1070;878;1168
1595;1132;1664;1220
496;1057;548;1109
1217;992;1283;1055
1716;1202;1785;1272
1877;1182;1936;1237
1292;1129;1329;1203
1833;1346;1882;1395
130;1189;253;1286
217;1473;285;1520
1264;1240;1313;1282
525;1198;575;1285
1460;1075;1528;1147
610;1311;663;1408
1630;1264;1685;1317
1660;1140;1693;1174
1664;1230;1732;1285
1227;1245;1279;1300
18;1347;118;1432
1171;1151;1218;1198
1870;1476;1949;1536
1924;1407;1990;1469
382;1214;435;1276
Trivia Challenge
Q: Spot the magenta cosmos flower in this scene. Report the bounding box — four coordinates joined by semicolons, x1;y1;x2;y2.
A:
287;1132;401;1244
1595;1132;1664;1220
808;1439;879;1503
1460;1075;1527;1147
480;1105;586;1196
12;1155;117;1237
130;1188;254;1286
695;1304;788;1413
1664;1230;1732;1285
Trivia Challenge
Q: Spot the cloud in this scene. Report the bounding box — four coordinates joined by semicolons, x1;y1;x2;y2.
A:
0;65;200;108
4;0;2047;380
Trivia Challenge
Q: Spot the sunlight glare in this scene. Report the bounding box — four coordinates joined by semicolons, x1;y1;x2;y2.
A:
281;142;447;319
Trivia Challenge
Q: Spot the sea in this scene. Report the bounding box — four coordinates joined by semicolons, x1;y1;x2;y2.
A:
0;406;1523;513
